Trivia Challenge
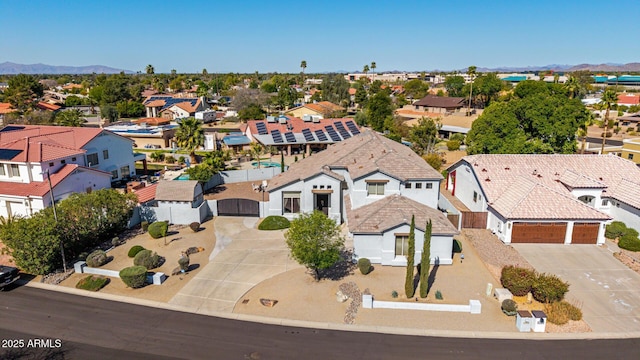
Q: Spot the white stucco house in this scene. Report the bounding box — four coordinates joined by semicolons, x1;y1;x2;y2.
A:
139;180;207;225
445;154;640;245
266;130;458;266
0;125;142;219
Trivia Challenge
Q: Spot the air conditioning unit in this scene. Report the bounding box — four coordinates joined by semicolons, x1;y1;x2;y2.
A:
267;116;277;123
278;115;288;124
302;114;312;122
312;115;321;123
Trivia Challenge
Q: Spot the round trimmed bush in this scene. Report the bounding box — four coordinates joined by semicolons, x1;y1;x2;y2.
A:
532;273;569;303
128;245;145;258
258;216;290;230
189;222;200;232
141;221;149;232
605;221;628;239
452;239;463;253
148;221;168;239
500;265;537;296
134;249;162;270
501;299;518;316
119;266;147;288
357;258;372;275
618;234;640;252
85;250;108;268
446;139;461;151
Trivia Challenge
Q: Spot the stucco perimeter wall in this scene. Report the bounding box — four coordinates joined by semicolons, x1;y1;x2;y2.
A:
362;294;481;314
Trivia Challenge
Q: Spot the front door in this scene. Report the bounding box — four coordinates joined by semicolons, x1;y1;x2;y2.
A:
314;193;329;215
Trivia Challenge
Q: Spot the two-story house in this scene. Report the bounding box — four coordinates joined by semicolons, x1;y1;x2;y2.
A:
266;130;458;266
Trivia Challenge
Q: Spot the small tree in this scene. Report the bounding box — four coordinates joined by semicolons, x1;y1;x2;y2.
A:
280;151;285;172
419;220;432;298
404;215;416;298
285;211;344;281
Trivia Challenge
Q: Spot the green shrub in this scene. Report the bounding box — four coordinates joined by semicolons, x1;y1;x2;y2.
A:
452;239;463;253
532;273;569;303
178;156;186;164
111;236;123;247
357;258;372;275
450;133;465;144
391;290;398;298
258;216;290;230
618;234;640;252
446;139;461;151
605;221;628;239
178;254;190;272
189;222;200;232
134;249;162;270
76;275;109;291
501;299;518;316
119;266;148;288
141;221;149;232
148;221;168;239
500;266;537;296
128;245;145;258
85;250;108;268
77;252;89;261
545;301;582;325
166;156;176;164
435;290;443;300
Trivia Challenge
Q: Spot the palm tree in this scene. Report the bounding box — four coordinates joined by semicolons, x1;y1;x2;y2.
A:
466;65;477;116
202;68;208;76
371;61;377;82
250;142;263;168
146;64;154;75
56;109;85;127
577;112;594;154
600;89;618;153
564;76;579;99
175;117;204;164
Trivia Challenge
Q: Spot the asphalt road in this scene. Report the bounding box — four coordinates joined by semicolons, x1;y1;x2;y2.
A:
1;286;640;360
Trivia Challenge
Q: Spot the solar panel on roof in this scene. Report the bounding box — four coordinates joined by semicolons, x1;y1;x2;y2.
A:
271;129;284;143
314;130;328;141
256;122;268;135
346;120;360;135
339;130;351;139
335;122;347;132
284;132;296;143
325;125;342;141
302;128;316;142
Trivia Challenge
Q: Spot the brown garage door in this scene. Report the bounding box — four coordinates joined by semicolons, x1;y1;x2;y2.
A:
218;199;259;217
571;223;599;244
511;222;567;243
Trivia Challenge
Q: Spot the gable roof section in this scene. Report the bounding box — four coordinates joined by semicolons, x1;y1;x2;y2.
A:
558;169;606;189
347;194;458;235
0;164;109;198
0;125;103;149
143;96;200;112
155;180;199;202
133;183;158;204
413;95;465;108
268;130;441;191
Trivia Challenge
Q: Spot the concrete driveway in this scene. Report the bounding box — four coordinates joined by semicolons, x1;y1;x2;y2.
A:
513;243;640;333
169;217;301;313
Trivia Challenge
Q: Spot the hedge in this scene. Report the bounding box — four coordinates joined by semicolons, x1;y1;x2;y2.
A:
500;266;536;296
618;234;640;252
532;273;569;303
119;266;148;288
258;216;290;230
148;221;168;239
133;249;162;270
605;221;628;239
128;245;145;258
85;250;108;268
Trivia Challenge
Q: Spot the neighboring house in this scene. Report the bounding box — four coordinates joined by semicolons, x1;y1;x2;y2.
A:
104;122;177;149
618;93;640;106
0;103;16;124
287;101;345;118
412;95;466;114
138;180;207;225
617;113;640;128
245;115;360;156
445;154;640;244
620;138;640;164
143;95;207;119
36;101;61;112
266;130;457;266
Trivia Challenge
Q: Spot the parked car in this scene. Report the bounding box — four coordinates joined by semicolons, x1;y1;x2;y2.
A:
0;265;19;289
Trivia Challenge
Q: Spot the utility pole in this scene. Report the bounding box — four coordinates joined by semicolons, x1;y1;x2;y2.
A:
45;170;67;272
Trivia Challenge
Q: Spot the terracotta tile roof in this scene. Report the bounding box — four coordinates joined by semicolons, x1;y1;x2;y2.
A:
172;100;200;113
145;99;166;107
247;116;357;135
413;95;466;108
618;93;640;105
450;154;640;216
0;125;104;149
62;83;83;90
0;103;15;114
0;164;105;197
347;194;459;235
133;183;157;204
133;117;171;126
155;180;199;202
268;130;442;191
36;102;61;111
0;138;84;162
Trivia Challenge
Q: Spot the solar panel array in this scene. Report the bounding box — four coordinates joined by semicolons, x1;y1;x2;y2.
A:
315;130;328;141
325;125;342;142
334;122;351;139
256;122;268;135
302;128;316;142
284;131;296;143
145;96;199;111
346;121;360;135
271;129;284;143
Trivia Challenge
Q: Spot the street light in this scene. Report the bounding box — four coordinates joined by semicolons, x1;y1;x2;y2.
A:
43;170;67;272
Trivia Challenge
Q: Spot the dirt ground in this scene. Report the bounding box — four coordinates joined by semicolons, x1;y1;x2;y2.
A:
58;220;216;302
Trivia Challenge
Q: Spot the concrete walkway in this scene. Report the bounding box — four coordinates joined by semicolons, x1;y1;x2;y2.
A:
169;217;301;313
513;243;640;332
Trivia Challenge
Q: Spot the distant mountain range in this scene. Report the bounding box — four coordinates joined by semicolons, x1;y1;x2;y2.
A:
476;63;640;73
0;62;133;74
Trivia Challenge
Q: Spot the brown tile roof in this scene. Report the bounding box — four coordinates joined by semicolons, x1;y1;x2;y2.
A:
172;99;201;113
36;101;61;111
133;183;157;204
347;194;459;235
291;101;344;116
145;99;166;108
267;130;442;191
0;103;15;114
155;180;200;202
133;117;171;126
413;95;466;108
450;154;640;216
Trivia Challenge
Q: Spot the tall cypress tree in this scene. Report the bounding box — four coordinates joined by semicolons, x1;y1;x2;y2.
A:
404;215;416;298
419;219;432;298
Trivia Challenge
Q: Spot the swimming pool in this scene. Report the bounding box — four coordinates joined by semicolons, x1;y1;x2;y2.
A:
251;161;280;168
175;174;190;180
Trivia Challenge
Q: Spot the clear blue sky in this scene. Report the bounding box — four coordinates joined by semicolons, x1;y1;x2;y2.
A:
2;0;639;73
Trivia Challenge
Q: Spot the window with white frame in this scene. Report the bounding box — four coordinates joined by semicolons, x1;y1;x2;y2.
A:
0;164;5;176
283;192;301;214
404;182;412;189
103;149;109;160
87;153;99;166
415;183;423;189
8;164;19;177
395;234;409;257
120;165;130;178
367;182;385;196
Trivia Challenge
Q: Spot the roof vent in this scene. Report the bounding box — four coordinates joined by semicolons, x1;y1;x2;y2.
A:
370;153;374;159
537;174;542;178
505;167;510;170
312;115;321;123
485;177;491;182
532;169;538;175
482;168;487;172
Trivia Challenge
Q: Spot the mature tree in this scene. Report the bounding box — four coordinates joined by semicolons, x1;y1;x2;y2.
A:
100;104;119;124
404;215;416;298
202;68;208;76
352;84;368;107
101;75;130;105
320;74;350;107
261;81;278;94
116;100;145;118
419;220;432;298
601;89;618;153
55;109;84;127
403;79;430;100
175;117;204;164
577;112;595;154
275;86;298;110
238;103;266;120
4;74;44;114
250;142;263;168
365;89;394;131
146;64;155;75
444;75;465;97
408;117;439;155
472;73;504;107
171;69;177;76
466;65;477;115
285;211;344;281
233;88;269;113
300;60;307;84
